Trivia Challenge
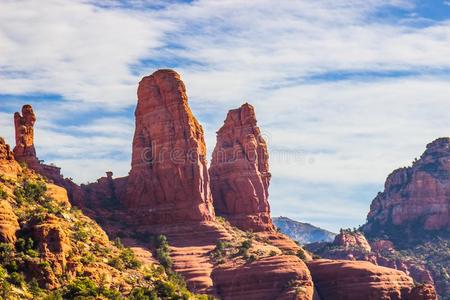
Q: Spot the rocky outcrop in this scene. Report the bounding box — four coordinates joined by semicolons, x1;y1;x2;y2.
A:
32;215;71;278
125;69;214;224
12;105;64;184
409;284;438;300
305;233;440;299
0;137;21;179
333;231;372;253
212;256;314;300
209;103;273;232
0;200;19;243
364;138;450;234
308;259;435;300
45;183;71;208
0;137;14;161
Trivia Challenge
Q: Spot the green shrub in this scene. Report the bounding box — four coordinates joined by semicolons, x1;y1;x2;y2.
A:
238;239;253;257
63;277;121;299
0;265;7;282
14;180;47;204
109;248;141;270
29;277;43;296
73;226;90;241
0;243;14;265
269;250;277;257
129;287;158;300
38;261;51;269
108;256;125;271
63;277;98;298
114;237;124;249
120;248;141;269
156;248;172;270
0;188;7;200
15;237;34;252
212;240;231;260
154;235;173;271
26;249;39;258
8;272;25;287
80;252;96;265
296;249;307;262
0;281;12;299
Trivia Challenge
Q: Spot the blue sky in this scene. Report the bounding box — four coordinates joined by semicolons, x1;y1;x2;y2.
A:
1;0;450;232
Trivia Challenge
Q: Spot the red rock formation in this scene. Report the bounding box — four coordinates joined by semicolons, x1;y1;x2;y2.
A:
308;259;433;300
125;69;214;224
209;103;273;232
365;138;450;233
0;137;14;161
32;216;71;280
333;230;372;253
0;137;21;179
409;284;438;300
12;105;64;184
0;200;19;243
212;256;314;300
13;104;37;164
306;233;438;297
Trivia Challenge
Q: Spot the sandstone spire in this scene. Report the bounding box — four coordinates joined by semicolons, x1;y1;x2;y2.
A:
209;103;274;232
13;104;37;164
125;69;215;224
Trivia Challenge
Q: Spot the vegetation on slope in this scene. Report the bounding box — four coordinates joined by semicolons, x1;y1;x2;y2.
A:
0;166;209;299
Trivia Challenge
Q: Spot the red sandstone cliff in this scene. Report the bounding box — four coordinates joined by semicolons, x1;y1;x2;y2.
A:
125;69;214;224
209;103;274;232
365;137;450;233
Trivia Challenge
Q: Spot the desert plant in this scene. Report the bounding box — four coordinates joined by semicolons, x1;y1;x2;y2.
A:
296;249;307;262
0;188;7;200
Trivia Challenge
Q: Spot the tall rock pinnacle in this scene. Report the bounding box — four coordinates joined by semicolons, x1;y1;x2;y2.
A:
125;69;215;224
13;104;37;164
209;103;274;232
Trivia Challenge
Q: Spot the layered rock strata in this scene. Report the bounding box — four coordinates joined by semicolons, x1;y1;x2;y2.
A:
365;138;450;234
209;103;273;232
308;259;435;300
125;69;214;224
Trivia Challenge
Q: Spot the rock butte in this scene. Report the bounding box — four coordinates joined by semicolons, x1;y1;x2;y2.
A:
2;69;438;300
307;231;435;286
364;137;450;233
210;103;274;232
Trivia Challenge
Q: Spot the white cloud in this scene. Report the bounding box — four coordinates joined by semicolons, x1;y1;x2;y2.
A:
0;0;173;106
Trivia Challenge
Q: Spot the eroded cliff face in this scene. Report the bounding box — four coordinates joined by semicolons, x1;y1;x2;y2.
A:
209;103;273;232
365;138;450;234
0;137;21;179
125;69;215;224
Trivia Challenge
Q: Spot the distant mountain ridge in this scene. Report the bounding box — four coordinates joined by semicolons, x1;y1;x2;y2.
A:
273;216;336;244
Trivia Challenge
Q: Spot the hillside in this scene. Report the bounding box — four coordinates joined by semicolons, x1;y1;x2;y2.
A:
0;138;208;299
273;217;336;244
